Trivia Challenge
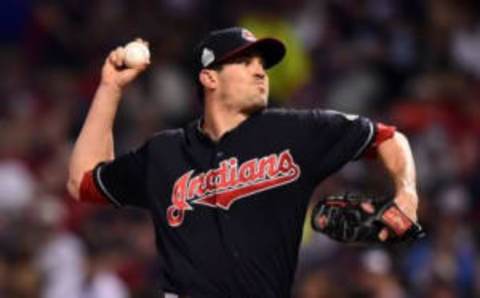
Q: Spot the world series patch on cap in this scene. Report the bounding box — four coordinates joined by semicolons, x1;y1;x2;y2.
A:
194;27;286;71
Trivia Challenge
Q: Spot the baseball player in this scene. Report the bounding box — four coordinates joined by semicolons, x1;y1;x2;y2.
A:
67;27;420;297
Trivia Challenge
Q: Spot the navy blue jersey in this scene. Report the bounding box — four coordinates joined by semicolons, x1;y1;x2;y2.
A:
92;108;375;298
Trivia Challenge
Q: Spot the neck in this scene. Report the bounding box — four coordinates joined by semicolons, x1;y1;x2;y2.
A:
202;100;249;142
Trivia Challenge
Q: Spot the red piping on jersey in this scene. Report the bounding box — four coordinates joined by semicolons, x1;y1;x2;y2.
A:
79;170;109;204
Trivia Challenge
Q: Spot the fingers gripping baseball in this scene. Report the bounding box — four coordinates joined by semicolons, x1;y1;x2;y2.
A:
101;39;150;89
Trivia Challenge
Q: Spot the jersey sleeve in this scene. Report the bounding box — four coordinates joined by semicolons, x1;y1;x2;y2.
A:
92;142;150;208
79;170;109;204
362;123;397;158
301;109;375;180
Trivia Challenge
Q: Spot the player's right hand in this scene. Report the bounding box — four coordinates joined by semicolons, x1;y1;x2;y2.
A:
100;45;149;90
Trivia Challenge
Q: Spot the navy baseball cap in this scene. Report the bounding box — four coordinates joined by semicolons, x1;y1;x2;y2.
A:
193;27;286;73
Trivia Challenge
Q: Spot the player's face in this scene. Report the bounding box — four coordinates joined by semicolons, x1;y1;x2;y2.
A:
216;52;269;113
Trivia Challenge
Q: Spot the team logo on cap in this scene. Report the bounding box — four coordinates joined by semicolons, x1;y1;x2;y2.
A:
201;48;215;67
241;29;257;42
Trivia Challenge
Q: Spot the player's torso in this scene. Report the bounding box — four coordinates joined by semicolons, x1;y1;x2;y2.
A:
144;111;317;297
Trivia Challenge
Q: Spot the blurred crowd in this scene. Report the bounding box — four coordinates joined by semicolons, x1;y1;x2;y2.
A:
0;0;479;297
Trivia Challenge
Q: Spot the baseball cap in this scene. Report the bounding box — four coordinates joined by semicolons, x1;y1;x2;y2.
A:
193;27;286;73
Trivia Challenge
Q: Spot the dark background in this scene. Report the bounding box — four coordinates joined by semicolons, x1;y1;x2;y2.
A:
0;0;479;297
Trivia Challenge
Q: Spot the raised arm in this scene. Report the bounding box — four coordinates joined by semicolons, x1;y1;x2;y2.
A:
67;45;149;200
377;131;418;222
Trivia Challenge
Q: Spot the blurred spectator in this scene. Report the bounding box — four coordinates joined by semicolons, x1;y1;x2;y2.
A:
1;0;480;297
80;240;130;298
0;159;36;213
355;249;406;298
34;198;86;298
294;269;346;298
451;2;480;78
403;204;476;298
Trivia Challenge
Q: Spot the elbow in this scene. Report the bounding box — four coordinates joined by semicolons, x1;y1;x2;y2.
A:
379;131;410;150
376;130;414;167
391;131;414;153
66;175;81;202
393;131;409;144
67;159;103;202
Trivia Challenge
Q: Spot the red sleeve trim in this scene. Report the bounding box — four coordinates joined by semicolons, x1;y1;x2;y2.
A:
363;123;397;158
374;123;396;147
79;170;109;204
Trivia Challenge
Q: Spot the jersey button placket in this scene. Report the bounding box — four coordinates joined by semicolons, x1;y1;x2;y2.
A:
214;149;228;219
214;148;239;259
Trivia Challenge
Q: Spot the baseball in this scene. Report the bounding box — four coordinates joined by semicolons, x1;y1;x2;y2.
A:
124;41;150;68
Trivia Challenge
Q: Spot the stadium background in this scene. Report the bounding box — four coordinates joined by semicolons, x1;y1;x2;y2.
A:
0;0;479;297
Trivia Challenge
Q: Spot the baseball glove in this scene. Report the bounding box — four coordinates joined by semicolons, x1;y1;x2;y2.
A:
311;193;425;244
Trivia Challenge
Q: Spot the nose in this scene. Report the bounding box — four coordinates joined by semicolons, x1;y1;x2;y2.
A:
254;72;265;80
252;58;266;79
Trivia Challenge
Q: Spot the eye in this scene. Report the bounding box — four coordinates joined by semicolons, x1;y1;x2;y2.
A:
258;58;266;68
226;53;265;67
229;56;252;65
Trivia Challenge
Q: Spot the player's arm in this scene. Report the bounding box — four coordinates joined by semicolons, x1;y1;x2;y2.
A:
67;47;148;201
376;131;418;222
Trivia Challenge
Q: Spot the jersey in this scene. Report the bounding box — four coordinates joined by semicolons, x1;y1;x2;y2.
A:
89;108;377;298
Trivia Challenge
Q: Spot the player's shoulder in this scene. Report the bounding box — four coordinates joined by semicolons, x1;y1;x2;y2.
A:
145;128;186;147
251;108;320;132
123;127;186;162
268;107;366;119
261;107;333;122
152;128;185;138
261;108;369;128
261;107;315;119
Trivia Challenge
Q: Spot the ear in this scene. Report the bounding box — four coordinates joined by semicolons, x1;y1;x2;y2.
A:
198;69;218;91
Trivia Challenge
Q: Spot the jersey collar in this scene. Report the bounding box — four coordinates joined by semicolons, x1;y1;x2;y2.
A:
188;109;265;146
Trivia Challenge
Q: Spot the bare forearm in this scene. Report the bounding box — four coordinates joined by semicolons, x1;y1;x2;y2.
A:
67;43;148;200
377;132;418;220
73;83;122;164
378;132;416;192
68;83;122;198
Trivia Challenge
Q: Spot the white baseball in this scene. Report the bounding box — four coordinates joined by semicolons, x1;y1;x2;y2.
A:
124;41;150;68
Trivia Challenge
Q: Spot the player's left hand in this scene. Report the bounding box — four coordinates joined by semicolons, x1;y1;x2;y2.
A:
377;189;418;241
311;193;425;244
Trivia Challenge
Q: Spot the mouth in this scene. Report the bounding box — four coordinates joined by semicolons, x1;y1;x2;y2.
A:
255;82;266;91
257;85;266;94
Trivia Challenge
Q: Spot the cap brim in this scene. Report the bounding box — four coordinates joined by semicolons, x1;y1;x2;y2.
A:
215;38;286;69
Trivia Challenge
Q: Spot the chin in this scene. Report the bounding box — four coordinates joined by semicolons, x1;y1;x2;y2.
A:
242;100;267;114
